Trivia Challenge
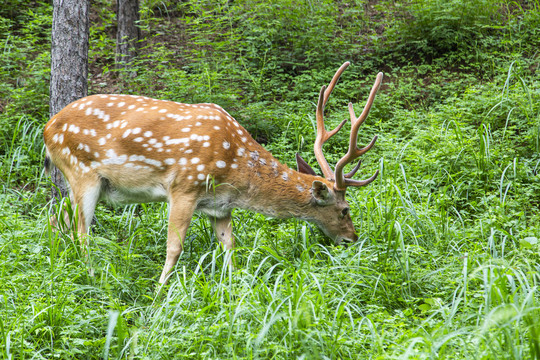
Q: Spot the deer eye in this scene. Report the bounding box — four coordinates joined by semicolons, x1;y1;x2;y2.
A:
341;207;350;218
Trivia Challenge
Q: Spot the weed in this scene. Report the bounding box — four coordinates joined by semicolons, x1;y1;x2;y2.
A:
1;0;539;358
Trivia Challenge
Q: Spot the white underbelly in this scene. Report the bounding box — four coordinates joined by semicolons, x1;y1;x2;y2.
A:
100;183;168;205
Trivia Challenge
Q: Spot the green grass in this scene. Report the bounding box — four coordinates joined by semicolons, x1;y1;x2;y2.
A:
1;0;540;358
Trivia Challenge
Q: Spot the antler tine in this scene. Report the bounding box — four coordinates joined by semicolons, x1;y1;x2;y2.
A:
350;72;383;133
344;159;362;178
314;63;351;180
334;72;383;191
322;61;350;106
344;169;379;187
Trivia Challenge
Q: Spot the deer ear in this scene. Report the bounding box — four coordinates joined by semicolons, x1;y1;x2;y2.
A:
311;180;332;204
296;153;317;176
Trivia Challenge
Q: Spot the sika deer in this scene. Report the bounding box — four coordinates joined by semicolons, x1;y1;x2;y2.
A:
43;62;383;283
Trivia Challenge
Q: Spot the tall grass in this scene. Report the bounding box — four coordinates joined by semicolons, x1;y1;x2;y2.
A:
1;0;540;358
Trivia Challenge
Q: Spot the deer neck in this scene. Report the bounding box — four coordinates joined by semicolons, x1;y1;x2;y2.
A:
225;143;320;219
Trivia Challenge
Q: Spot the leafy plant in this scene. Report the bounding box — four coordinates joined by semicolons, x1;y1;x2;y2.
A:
1;0;540;358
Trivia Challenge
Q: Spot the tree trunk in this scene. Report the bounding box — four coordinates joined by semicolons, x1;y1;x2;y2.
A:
116;0;140;72
49;0;89;200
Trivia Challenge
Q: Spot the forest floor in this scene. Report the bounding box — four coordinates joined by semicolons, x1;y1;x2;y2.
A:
1;0;540;359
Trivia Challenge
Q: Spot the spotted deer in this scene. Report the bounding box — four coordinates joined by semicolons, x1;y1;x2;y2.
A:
43;62;383;283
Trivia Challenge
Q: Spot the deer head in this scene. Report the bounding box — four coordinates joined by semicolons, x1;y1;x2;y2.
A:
295;61;382;243
43;62;382;284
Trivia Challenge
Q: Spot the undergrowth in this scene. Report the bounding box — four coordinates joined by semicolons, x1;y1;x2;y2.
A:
1;0;539;359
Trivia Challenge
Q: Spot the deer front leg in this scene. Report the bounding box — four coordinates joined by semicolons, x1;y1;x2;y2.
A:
159;193;197;284
210;212;235;269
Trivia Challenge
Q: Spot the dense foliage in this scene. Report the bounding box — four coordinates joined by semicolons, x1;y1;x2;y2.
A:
1;0;539;358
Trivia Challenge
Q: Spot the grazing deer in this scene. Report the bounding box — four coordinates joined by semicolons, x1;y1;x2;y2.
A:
43;62;382;283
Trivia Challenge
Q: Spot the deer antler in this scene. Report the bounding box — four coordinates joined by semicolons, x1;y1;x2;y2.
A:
314;62;382;191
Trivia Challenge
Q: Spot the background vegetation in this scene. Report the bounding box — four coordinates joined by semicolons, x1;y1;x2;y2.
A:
1;0;539;358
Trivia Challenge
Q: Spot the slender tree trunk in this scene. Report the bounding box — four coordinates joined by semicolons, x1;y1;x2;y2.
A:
49;0;89;200
116;0;140;72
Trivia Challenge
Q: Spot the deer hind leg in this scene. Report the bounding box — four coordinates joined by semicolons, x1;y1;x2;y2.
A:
159;193;197;284
68;173;102;250
210;212;235;269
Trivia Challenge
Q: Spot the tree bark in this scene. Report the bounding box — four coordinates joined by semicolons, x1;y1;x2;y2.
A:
49;0;89;200
116;0;140;71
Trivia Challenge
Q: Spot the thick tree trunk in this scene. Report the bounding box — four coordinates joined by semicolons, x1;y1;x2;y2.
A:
49;0;89;200
116;0;140;71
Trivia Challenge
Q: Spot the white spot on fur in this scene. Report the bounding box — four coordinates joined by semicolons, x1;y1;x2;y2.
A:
69;125;80;133
144;158;162;167
216;160;226;168
165;138;189;145
128;154;144;161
